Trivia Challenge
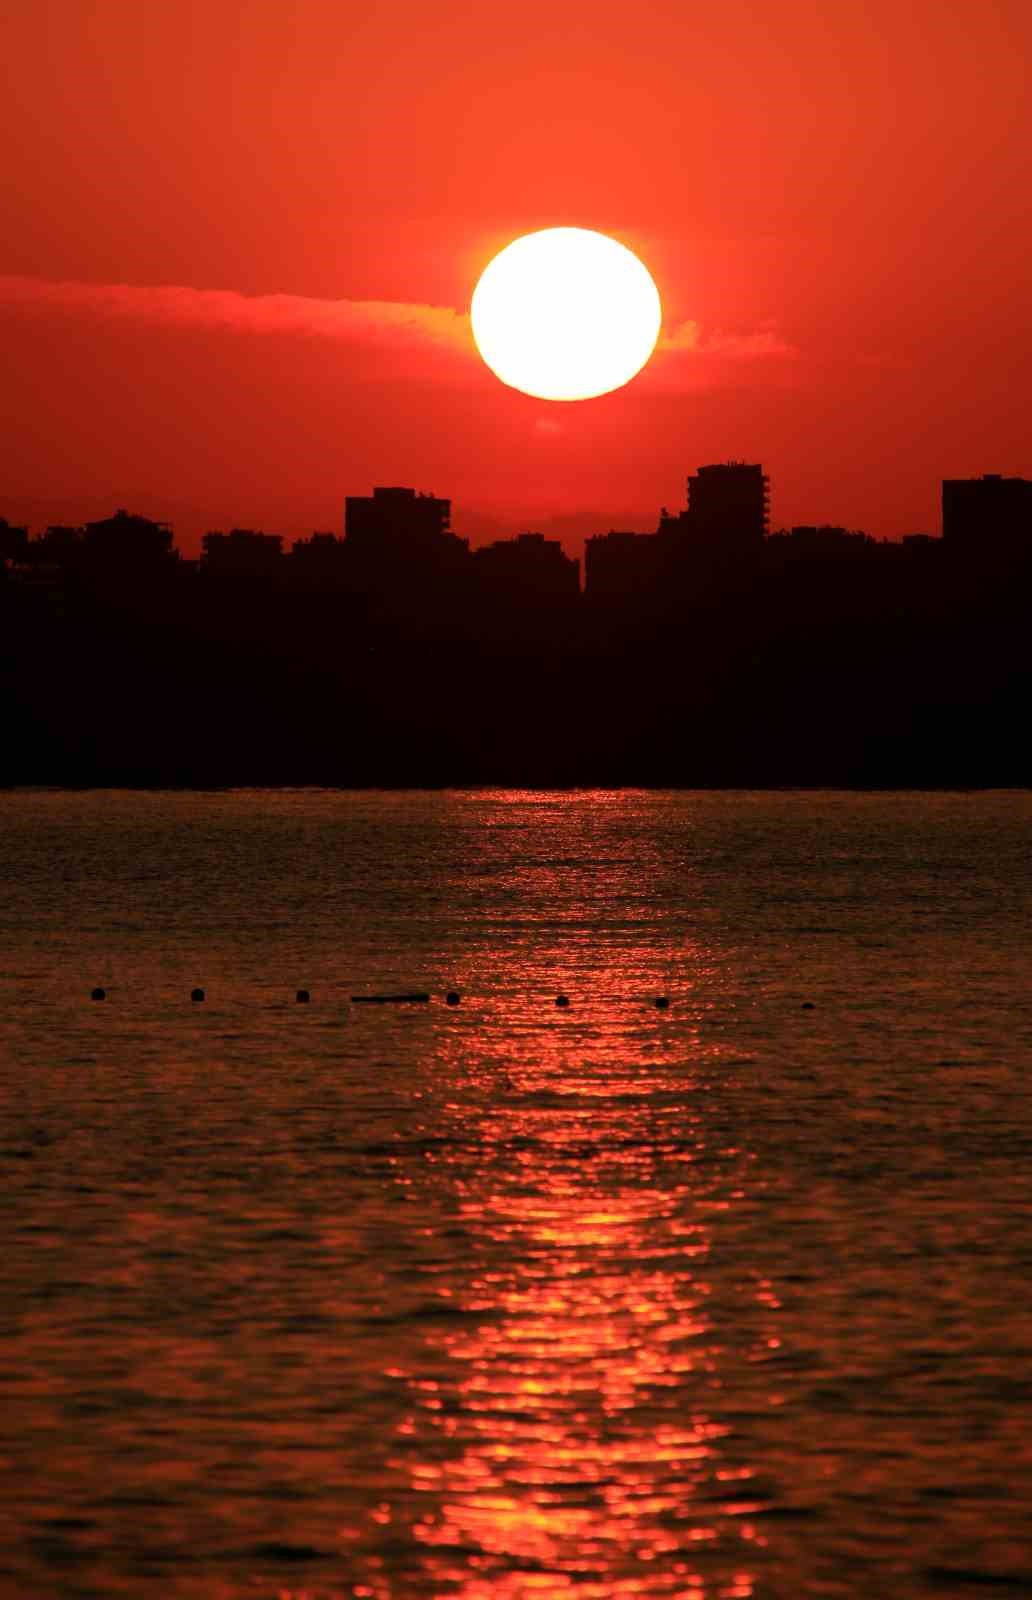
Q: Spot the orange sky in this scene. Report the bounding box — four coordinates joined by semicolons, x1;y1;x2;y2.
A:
1;0;1029;556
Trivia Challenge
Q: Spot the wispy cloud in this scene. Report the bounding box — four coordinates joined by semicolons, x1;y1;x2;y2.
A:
661;319;797;359
0;278;796;380
0;275;472;352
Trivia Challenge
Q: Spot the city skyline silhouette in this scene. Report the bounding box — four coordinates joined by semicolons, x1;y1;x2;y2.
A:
3;461;1029;790
6;462;1029;576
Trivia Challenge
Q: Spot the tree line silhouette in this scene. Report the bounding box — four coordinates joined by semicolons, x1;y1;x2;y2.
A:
2;469;1029;787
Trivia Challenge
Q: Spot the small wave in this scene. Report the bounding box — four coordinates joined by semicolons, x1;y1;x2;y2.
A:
246;1542;334;1564
923;1568;1032;1592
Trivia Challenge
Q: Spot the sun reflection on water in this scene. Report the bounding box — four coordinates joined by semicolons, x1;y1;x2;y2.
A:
370;944;775;1598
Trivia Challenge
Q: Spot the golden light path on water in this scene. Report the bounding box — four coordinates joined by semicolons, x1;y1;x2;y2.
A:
359;918;783;1600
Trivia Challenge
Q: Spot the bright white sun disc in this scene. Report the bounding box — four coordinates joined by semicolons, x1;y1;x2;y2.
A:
471;227;662;402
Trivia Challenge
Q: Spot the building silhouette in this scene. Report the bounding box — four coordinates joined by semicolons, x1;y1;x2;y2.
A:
38;526;84;562
0;519;29;564
9;512;174;571
584;462;773;607
474;532;580;603
942;474;1032;559
767;525;873;554
84;509;175;563
343;485;470;610
202;529;284;573
340;485;473;637
659;461;769;554
344;486;457;554
289;531;349;575
584;529;660;603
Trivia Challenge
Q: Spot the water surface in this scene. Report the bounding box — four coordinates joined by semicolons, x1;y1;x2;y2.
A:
1;790;1030;1598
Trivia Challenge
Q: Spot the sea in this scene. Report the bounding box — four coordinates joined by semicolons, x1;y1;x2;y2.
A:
0;789;1030;1600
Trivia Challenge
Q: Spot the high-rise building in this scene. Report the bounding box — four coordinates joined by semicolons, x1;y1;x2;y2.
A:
942;475;1032;558
684;462;769;551
656;462;769;555
344;486;454;552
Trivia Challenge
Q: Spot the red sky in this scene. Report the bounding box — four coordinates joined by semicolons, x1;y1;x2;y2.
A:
1;0;1029;556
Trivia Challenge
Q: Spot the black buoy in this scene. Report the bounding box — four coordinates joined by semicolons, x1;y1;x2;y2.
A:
555;994;570;1009
351;992;430;1005
296;989;310;1004
90;986;106;1002
445;991;461;1006
801;1000;816;1010
191;987;205;1003
654;995;670;1010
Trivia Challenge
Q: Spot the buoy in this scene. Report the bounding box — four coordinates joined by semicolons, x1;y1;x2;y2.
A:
351;993;430;1005
655;995;670;1009
555;994;570;1008
445;991;461;1006
90;986;106;1002
296;989;310;1004
191;988;205;1003
801;1000;815;1010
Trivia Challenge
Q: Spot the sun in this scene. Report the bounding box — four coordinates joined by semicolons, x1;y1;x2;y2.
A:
471;227;662;402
